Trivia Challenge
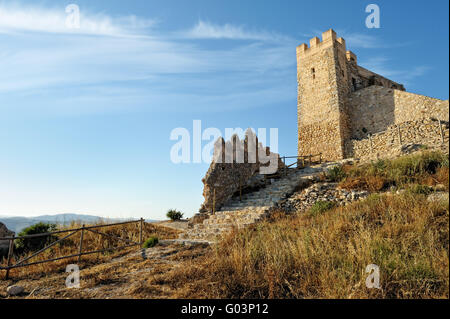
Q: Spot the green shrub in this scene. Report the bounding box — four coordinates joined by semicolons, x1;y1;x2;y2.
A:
367;159;387;176
326;165;346;182
15;222;58;253
340;151;449;189
388;151;447;180
407;184;434;195
143;236;159;248
308;201;335;216
166;209;184;221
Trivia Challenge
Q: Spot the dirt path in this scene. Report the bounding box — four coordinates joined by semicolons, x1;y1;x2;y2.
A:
0;240;211;299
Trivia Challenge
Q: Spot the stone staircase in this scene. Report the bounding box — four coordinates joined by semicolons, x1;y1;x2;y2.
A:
181;162;346;241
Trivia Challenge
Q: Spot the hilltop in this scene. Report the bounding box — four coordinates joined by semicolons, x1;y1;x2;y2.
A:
1;151;448;299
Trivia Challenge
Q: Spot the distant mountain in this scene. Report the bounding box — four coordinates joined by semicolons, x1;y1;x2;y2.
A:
0;214;156;234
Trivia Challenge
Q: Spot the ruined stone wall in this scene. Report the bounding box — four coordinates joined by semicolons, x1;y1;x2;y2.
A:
200;130;284;213
348;86;449;139
346;118;449;161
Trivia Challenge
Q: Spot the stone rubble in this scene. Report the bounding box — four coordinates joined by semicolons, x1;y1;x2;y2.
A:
278;182;369;213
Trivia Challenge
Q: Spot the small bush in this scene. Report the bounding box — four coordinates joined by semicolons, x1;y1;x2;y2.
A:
365;175;388;192
308;201;335;216
143;236;159;248
407;184;434;195
15;222;58;253
326;165;346;182
167;209;184;221
339;151;449;191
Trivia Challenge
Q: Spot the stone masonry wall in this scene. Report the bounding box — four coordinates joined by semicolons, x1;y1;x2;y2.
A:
297;29;407;162
346;118;449;161
297;30;348;161
298;120;344;161
349;86;449;139
200;130;285;213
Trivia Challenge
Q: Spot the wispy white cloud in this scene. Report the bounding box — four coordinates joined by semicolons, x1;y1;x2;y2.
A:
0;4;429;117
0;4;296;116
339;32;382;49
360;56;431;86
183;20;291;42
0;3;157;36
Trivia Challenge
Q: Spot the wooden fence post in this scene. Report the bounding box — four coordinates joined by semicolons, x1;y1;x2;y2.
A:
5;237;14;280
239;179;242;202
439;120;444;143
139;218;144;245
397;126;402;145
77;226;84;264
213;188;216;215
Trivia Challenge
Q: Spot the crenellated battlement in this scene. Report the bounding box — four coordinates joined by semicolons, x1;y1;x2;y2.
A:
296;29;347;56
296;28;415;162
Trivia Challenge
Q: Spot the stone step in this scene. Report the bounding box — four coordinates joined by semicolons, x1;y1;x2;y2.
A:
182;165;331;241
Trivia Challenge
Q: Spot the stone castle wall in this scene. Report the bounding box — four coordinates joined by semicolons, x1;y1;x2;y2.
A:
297;30;349;161
349;86;449;139
200;130;284;213
297;29;449;162
346;118;449;161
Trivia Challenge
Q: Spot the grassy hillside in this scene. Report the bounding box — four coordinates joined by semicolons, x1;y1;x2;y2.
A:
165;151;449;299
1;151;448;299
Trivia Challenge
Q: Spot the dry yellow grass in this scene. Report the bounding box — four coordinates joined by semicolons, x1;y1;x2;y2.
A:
339;151;449;192
1;192;448;299
0;221;180;281
1;151;448;299
169;192;449;299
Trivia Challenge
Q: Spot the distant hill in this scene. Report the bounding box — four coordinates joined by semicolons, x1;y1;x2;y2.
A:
0;214;158;234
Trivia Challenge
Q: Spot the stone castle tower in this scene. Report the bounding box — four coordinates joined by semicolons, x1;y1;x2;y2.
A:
297;29;447;162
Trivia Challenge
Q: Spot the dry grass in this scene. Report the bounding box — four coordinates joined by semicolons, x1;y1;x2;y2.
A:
1;151;448;299
0;221;180;281
169;192;449;299
339;151;449;192
0;241;211;299
2;191;448;299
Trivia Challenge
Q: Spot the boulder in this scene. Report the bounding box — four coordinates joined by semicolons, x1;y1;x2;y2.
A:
7;285;24;296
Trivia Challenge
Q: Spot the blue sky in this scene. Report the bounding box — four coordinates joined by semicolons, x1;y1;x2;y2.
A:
0;0;448;220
